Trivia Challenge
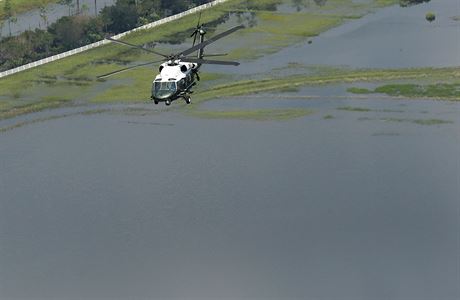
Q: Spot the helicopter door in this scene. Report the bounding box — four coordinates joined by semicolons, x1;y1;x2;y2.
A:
186;73;192;85
177;78;186;90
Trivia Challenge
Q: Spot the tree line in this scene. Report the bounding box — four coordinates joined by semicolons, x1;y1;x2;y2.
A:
0;0;212;72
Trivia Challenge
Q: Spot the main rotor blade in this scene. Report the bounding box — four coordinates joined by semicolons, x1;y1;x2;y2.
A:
196;11;202;28
192;31;198;47
178;25;245;57
106;37;168;58
98;60;163;79
184;58;240;66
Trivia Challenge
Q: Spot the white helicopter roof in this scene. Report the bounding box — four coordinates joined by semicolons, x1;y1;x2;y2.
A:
155;61;196;81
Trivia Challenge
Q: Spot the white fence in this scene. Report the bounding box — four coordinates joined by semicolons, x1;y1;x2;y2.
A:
0;0;229;79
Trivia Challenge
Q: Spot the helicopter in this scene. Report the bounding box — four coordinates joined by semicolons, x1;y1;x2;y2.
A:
98;16;245;106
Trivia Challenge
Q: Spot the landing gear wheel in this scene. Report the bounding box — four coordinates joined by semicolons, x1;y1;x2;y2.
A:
185;96;191;104
154;99;159;105
165;100;171;106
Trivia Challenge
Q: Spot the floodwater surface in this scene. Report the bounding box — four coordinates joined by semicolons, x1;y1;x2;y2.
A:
0;0;459;299
0;100;459;299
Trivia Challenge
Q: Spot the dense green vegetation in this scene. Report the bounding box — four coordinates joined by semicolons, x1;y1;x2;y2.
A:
0;0;213;70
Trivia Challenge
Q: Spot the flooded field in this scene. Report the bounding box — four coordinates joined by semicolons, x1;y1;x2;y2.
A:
207;0;460;75
0;0;459;299
0;0;116;37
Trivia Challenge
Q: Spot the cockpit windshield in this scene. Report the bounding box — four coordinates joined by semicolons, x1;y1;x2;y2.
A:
152;81;177;99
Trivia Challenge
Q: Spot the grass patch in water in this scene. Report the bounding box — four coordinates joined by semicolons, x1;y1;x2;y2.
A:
0;98;73;120
347;87;373;94
195;67;460;104
337;106;371;112
388;118;454;125
375;84;460;98
323;114;335;119
347;83;460;99
374;0;399;7
360;117;453;126
2;66;460;120
250;12;342;37
188;108;314;121
412;119;453;125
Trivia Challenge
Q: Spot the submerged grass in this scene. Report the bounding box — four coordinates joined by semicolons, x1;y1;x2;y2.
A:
360;117;453;126
0;109;110;133
412;119;453;125
347;87;373;94
0;98;72;120
188;108;314;121
337;106;371;112
347;83;460;99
